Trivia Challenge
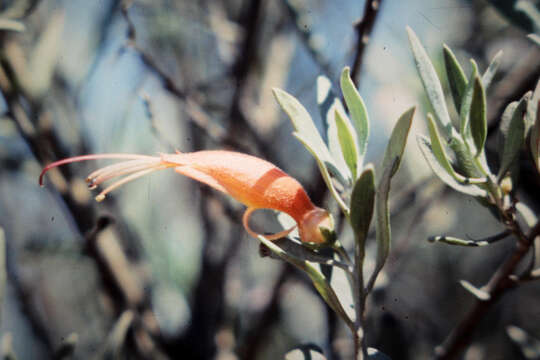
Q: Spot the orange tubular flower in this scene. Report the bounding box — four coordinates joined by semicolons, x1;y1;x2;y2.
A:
39;150;333;244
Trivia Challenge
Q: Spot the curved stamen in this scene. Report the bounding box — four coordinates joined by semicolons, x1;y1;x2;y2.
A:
95;164;169;202
39;153;156;186
87;159;163;188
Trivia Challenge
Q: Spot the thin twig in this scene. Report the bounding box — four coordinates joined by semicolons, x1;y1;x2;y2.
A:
350;0;383;85
434;219;540;359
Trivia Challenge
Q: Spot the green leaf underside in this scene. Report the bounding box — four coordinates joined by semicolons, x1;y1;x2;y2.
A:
482;50;503;90
427;114;486;184
350;166;376;250
459;60;478;138
316;77;353;183
443;44;468;112
340;67;369;163
335;108;360;179
469;75;487;156
498;95;528;179
407;27;456;139
368;159;394;293
257;235;353;328
417;135;487;197
273;88;348;185
381;107;415;177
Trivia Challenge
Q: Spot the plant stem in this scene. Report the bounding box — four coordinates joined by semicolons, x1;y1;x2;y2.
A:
353;233;368;359
434;217;540;359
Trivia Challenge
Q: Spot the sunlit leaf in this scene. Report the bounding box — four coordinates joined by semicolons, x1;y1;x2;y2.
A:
340;67;369;163
350;165;375;249
407;27;456;139
381;107;415;177
427;114;486;184
273;87;349;185
257;235;353;329
481;50;503;90
498;95;528;179
335;108;360;179
0;18;25;32
293;132;350;214
459;60;478;137
531;99;540;173
469;75;487;156
417;135;487;197
443;44;467;112
316;77;353;183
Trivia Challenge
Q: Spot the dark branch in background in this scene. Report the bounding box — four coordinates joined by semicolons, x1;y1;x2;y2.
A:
281;0;334;79
351;0;383;86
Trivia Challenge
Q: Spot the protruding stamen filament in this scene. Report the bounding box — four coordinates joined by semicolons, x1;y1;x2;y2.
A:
87;159;162;188
95;164;169;202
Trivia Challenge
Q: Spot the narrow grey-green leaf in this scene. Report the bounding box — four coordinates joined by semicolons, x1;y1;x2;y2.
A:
334;108;359;179
293;132;350;214
498;95;528;179
427;114;487;184
365;159;393;294
274;87;348;184
381;107;415;177
315;78;352;183
443;44;468;112
526;79;540;137
481;50;503;90
407;27;456;139
340;67;369;162
459;60;479;137
257;235;353;329
350;165;376;249
367;348;393;360
417;135;487;197
531;99;540;173
469;75;487;156
0;18;25;32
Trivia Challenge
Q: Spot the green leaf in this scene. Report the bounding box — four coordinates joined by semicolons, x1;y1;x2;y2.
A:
334;108;360;179
443;44;468;112
315;78;353;183
350;165;376;249
340;67;369;163
531;99;540;173
293;132;350;214
407;27;457;139
427;114;487;184
526;79;540;134
481;50;503;90
498;95;528;179
257;235;353;329
459;60;479;137
273;87;348;185
417;135;487;197
381;107;415;177
366;160;393;293
469;75;487;156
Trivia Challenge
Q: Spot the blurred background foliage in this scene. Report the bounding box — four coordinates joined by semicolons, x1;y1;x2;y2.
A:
0;0;538;359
